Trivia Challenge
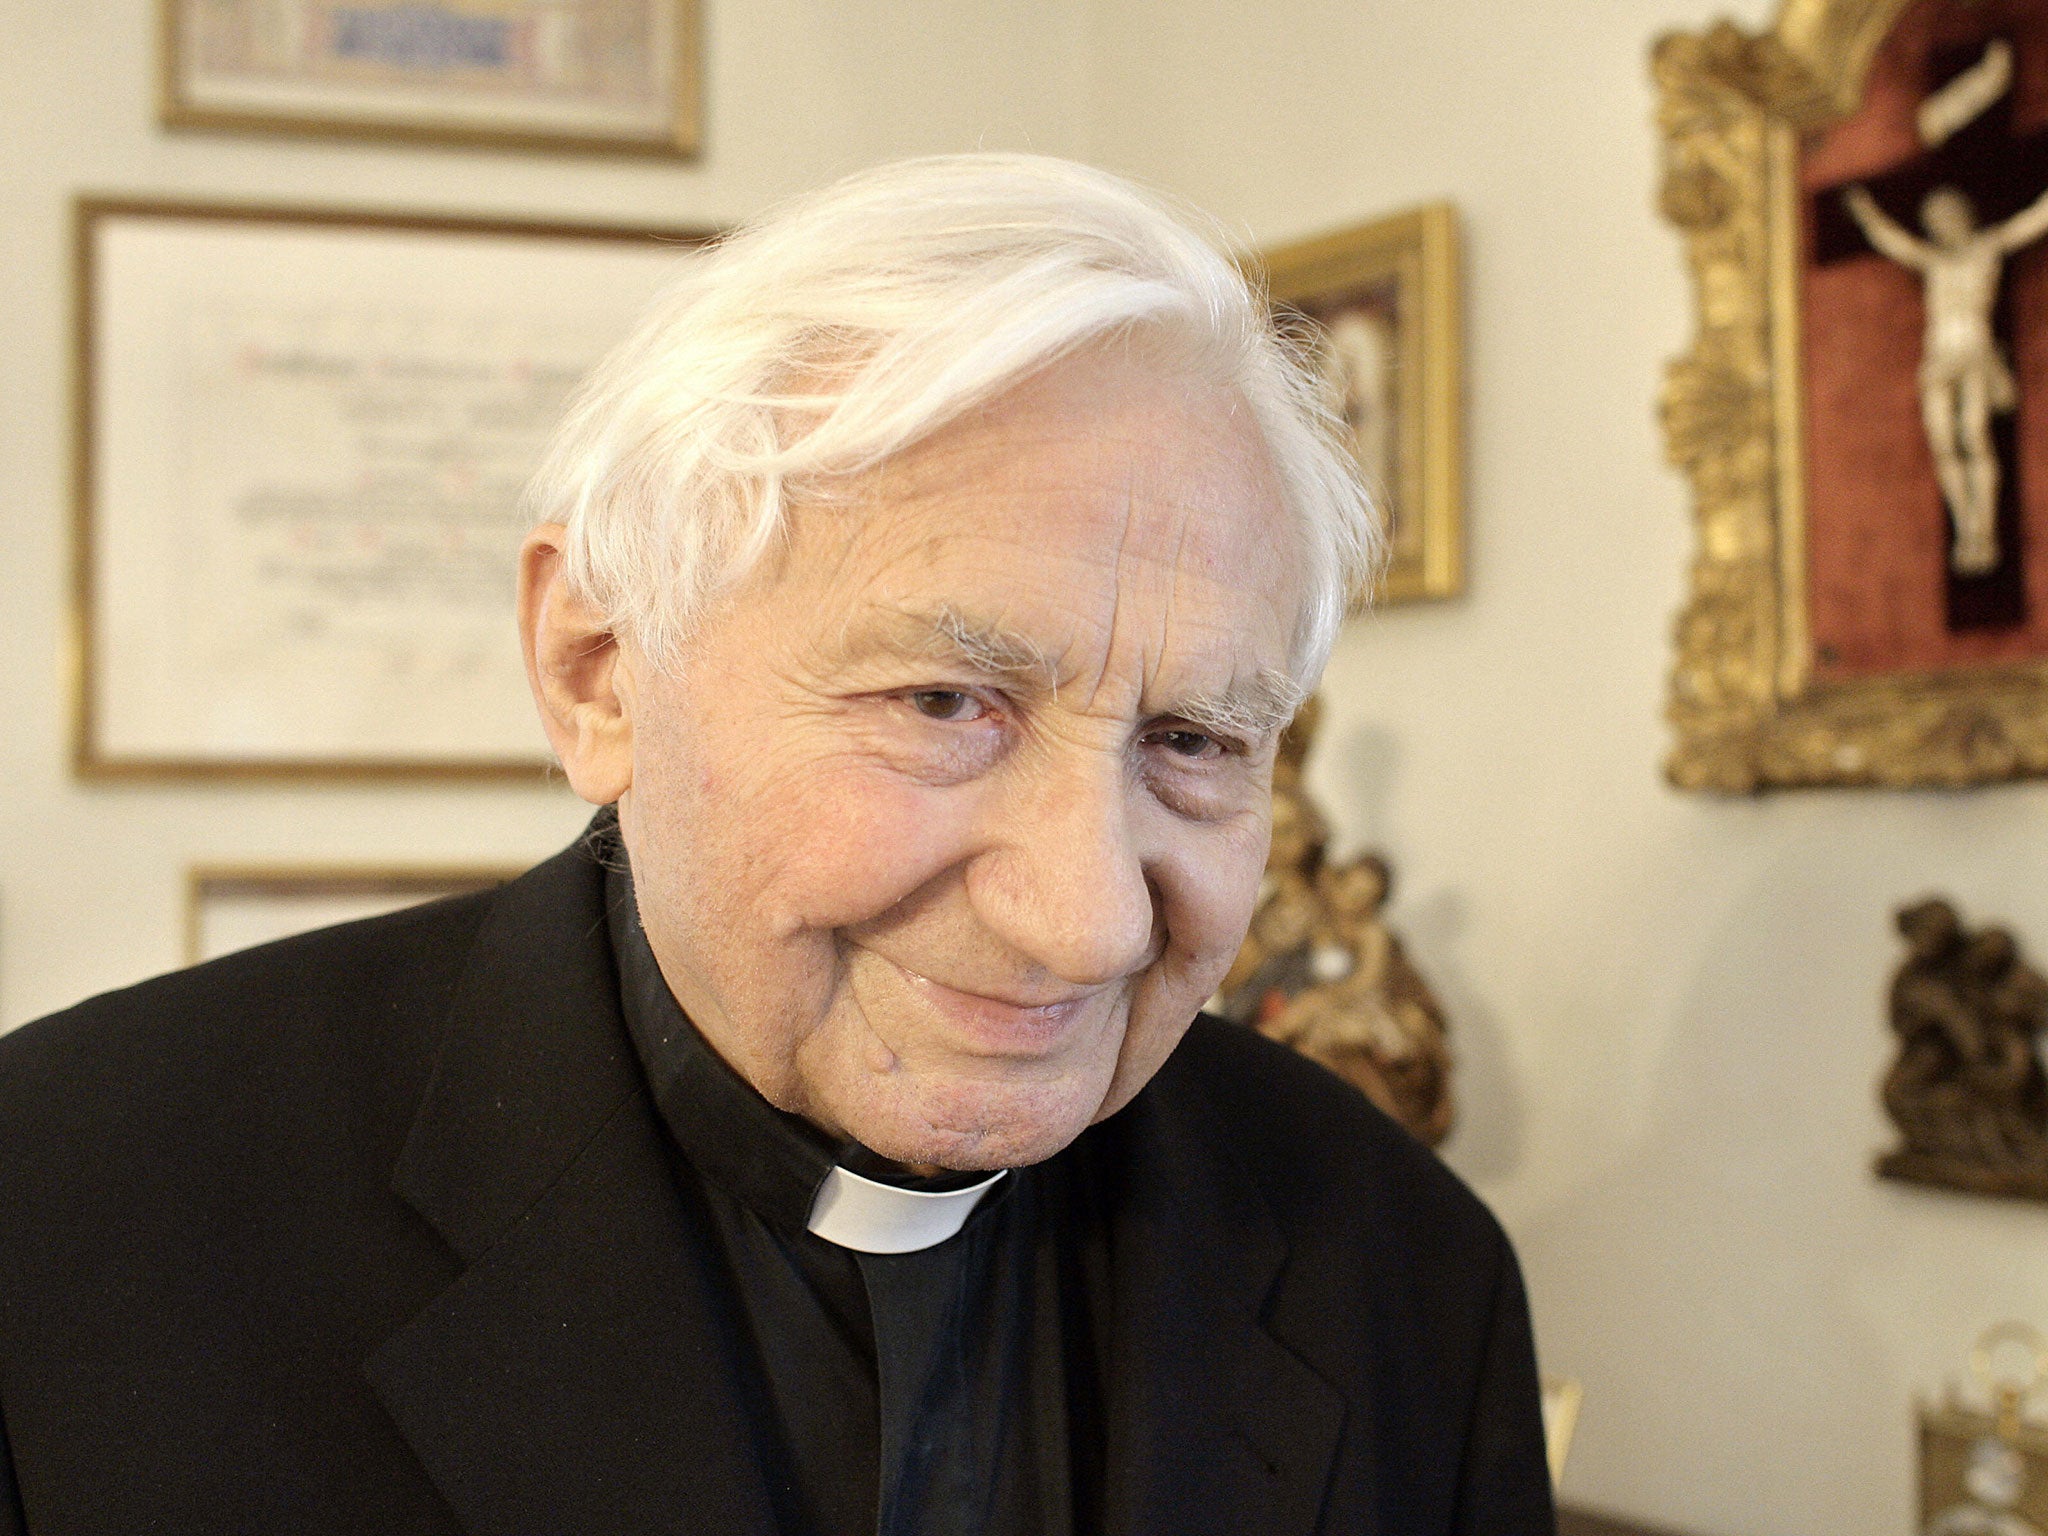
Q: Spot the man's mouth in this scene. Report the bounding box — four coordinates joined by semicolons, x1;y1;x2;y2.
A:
871;960;1111;1058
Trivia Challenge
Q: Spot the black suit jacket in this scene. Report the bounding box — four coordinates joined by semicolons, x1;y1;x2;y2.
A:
0;838;1552;1534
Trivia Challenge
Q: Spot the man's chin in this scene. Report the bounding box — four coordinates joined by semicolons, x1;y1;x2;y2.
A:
830;1071;1107;1172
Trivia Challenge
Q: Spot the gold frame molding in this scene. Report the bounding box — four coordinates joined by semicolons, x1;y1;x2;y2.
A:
1657;0;2048;790
1256;204;1464;605
184;862;522;963
73;196;708;781
159;0;701;158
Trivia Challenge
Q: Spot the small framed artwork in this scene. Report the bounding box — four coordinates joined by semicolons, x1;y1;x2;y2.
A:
185;863;523;963
75;198;702;778
160;0;700;156
1658;0;2048;789
1255;203;1464;605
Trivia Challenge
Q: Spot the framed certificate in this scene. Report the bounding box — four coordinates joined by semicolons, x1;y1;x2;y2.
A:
75;198;702;777
161;0;700;156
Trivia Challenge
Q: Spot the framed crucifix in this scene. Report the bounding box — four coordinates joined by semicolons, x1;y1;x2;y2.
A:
1658;0;2048;789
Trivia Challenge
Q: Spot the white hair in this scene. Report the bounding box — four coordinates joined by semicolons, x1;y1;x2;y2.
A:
527;152;1382;682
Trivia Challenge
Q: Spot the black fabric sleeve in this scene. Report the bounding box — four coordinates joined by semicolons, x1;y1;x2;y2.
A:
1451;1232;1558;1535
0;1399;27;1535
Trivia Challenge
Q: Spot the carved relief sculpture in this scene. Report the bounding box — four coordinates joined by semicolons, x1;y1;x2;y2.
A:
1218;698;1455;1145
1657;0;2048;790
1878;895;2048;1202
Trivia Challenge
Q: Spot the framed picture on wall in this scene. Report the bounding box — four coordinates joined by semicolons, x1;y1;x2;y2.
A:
1254;203;1464;606
160;0;700;156
185;863;523;963
74;198;703;778
1658;0;2048;789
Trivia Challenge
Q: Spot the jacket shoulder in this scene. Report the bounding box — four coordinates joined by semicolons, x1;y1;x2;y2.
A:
0;886;498;1177
1160;1015;1508;1262
1153;1018;1550;1531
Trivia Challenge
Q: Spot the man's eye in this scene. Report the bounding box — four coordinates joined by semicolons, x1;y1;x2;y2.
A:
908;690;984;722
1148;727;1224;761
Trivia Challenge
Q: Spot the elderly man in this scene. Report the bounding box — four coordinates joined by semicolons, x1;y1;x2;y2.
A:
0;156;1551;1534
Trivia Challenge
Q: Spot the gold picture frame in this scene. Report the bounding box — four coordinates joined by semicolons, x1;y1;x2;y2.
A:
1656;0;2048;790
160;0;700;157
185;862;523;963
74;197;705;780
1255;203;1464;606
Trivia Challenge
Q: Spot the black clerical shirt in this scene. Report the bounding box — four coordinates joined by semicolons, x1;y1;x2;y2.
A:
606;865;1104;1536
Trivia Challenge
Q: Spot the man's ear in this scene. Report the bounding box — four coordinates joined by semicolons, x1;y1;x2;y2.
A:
518;524;635;806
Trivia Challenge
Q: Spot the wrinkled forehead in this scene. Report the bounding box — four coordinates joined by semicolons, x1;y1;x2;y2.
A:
768;356;1306;701
820;504;1297;655
866;438;1290;578
851;355;1296;573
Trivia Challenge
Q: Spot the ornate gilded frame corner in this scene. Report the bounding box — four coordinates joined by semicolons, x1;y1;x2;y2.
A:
1656;0;2048;791
1255;204;1464;606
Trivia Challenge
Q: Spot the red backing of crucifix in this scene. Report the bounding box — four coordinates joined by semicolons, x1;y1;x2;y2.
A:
1801;0;2048;681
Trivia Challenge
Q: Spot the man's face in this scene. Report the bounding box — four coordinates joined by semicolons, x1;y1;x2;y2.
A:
616;348;1304;1170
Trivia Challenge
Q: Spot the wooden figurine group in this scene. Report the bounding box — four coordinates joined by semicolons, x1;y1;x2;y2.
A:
1880;896;2048;1203
1218;697;1455;1146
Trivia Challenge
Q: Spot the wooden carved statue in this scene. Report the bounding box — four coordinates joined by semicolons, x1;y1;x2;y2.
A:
1218;697;1455;1145
1878;896;2048;1203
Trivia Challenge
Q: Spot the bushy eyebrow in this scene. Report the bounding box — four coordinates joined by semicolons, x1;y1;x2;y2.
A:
919;604;1057;687
1171;669;1306;740
825;604;1057;689
845;603;1303;739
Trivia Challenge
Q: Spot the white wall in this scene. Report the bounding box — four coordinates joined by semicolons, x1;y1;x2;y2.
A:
1085;2;2048;1533
7;4;2046;1535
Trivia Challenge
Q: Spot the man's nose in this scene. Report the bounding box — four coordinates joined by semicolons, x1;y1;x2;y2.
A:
972;749;1159;989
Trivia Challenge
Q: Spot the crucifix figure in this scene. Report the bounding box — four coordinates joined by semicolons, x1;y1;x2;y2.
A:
1814;34;2048;619
1845;177;2048;573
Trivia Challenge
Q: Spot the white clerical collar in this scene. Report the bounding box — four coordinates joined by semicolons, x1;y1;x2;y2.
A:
806;1164;1009;1254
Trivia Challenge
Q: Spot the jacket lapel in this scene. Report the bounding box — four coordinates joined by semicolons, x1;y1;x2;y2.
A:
1101;1053;1353;1536
365;844;782;1536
